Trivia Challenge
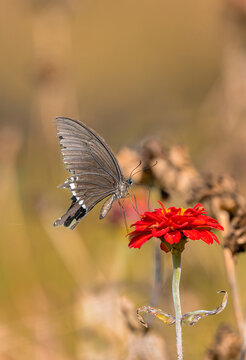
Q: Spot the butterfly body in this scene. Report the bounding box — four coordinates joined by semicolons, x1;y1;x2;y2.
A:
99;179;131;219
54;117;131;229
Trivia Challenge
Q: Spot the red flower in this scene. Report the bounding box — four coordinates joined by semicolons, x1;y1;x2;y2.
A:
128;202;224;253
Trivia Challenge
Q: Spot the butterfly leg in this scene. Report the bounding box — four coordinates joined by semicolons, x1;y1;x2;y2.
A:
118;200;129;233
128;188;140;216
147;186;152;211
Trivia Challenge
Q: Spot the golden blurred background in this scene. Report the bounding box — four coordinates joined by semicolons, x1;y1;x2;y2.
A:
1;0;246;359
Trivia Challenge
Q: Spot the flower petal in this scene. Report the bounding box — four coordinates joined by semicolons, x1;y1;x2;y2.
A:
199;230;214;244
127;201;223;252
192;215;224;231
128;233;153;249
182;229;201;240
152;227;169;238
157;201;165;210
208;230;220;244
164;230;181;244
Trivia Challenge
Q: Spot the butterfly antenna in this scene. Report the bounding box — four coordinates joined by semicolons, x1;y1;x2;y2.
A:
130;160;142;179
131;160;158;178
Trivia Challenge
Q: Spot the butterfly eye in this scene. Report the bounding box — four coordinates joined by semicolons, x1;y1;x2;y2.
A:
128;178;133;185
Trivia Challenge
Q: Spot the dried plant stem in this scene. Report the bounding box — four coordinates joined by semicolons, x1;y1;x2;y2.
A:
242;312;246;360
215;207;244;336
224;248;244;335
214;206;246;358
224;248;246;360
172;252;183;360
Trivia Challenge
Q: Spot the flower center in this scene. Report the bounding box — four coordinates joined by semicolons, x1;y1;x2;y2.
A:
162;207;187;216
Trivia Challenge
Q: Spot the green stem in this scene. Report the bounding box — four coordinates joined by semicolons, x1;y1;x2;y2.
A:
172;251;183;360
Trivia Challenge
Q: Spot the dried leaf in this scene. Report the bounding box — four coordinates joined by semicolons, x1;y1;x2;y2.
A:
137;306;175;328
181;291;228;326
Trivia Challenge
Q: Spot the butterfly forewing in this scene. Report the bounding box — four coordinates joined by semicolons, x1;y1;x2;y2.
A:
54;117;126;229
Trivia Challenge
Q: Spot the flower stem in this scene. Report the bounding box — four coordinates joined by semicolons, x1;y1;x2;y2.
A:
172;251;183;360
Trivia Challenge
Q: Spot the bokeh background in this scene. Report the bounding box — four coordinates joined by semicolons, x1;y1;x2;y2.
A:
1;0;246;359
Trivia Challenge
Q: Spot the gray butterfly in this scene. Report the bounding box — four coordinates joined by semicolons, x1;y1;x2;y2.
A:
53;117;133;229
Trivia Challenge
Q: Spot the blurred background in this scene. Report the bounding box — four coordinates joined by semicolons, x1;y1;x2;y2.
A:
1;0;246;359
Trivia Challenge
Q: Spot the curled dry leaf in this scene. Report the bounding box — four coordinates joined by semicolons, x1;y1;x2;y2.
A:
137;306;175;328
181;291;228;326
137;292;227;328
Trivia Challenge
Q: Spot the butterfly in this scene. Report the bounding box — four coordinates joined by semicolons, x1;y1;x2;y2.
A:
53;117;133;229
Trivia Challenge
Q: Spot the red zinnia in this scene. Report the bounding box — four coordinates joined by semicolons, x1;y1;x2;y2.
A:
128;202;224;253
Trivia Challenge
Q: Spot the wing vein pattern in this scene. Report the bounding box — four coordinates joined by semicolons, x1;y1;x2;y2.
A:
54;117;125;229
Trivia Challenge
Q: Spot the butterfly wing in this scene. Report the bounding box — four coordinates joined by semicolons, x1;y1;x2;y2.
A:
54;117;123;229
